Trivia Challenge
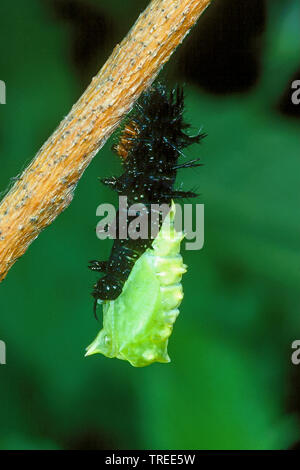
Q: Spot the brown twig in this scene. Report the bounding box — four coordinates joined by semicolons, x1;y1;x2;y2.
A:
0;0;211;282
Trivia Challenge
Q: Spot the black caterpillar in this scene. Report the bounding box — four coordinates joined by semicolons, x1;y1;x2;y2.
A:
89;84;205;316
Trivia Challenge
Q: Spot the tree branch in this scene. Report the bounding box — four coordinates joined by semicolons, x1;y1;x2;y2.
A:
0;0;211;282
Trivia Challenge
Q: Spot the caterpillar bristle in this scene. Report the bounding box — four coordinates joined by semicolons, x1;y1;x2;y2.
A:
173;158;204;170
101;176;119;191
88;260;107;273
93;299;99;321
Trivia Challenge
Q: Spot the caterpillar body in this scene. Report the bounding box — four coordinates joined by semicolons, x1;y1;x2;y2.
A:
89;84;205;312
86;84;205;366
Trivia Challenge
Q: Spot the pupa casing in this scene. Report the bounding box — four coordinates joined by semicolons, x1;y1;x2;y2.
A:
86;202;186;367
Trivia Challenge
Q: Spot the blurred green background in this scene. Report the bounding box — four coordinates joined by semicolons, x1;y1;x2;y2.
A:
0;0;300;450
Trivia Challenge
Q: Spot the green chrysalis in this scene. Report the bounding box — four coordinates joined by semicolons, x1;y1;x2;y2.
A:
85;202;186;367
